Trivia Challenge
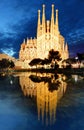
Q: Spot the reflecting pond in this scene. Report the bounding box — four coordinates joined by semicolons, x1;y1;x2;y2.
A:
0;72;84;130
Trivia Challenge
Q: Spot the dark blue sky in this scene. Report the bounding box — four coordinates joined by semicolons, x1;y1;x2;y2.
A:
0;0;84;58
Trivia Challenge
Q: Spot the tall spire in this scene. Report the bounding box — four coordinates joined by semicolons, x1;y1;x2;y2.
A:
65;42;68;51
27;37;29;44
42;4;46;33
51;4;55;34
55;9;59;31
23;39;25;43
65;42;69;59
51;4;54;25
37;10;41;37
38;10;41;25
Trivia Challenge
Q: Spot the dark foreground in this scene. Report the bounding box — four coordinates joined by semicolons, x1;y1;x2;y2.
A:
0;68;84;75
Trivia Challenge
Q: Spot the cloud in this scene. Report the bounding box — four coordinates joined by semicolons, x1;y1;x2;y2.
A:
67;28;84;44
0;48;16;57
0;0;84;58
0;33;20;58
9;16;37;39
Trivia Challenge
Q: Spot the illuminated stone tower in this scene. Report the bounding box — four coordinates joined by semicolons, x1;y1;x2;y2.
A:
19;4;69;68
36;4;69;59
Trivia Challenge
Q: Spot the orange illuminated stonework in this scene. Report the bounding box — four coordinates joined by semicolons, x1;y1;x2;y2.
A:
19;73;67;125
19;4;69;68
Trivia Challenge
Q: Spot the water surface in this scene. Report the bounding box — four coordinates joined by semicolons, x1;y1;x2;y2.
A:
0;72;84;130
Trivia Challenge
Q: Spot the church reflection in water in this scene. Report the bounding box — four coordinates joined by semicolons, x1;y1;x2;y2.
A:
19;72;67;125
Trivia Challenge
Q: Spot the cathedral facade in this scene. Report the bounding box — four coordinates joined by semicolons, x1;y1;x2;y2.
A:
19;4;69;68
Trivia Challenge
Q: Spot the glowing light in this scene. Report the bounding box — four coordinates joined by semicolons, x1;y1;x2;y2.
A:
10;80;13;84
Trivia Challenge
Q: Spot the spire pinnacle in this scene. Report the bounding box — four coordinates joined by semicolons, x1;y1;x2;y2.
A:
23;39;25;43
55;9;59;31
42;4;45;23
42;4;45;12
51;4;55;34
65;42;68;51
38;10;41;24
51;4;54;23
42;4;46;33
37;10;41;37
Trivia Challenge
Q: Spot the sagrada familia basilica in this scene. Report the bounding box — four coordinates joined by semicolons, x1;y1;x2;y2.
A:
18;4;69;68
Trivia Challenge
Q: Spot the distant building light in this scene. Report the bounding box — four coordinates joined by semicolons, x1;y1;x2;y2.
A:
10;80;13;85
75;57;78;60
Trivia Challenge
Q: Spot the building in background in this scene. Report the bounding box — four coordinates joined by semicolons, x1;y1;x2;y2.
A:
19;4;69;68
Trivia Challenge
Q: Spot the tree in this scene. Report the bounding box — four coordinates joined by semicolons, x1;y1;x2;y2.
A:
41;58;51;66
63;58;76;64
77;53;84;61
29;50;61;69
48;49;61;61
29;58;42;68
48;49;62;69
0;59;9;68
9;60;15;68
0;58;15;69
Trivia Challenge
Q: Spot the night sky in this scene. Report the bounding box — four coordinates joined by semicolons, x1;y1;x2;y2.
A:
0;0;84;58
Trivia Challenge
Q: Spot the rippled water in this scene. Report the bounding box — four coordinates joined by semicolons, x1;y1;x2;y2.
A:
0;72;84;130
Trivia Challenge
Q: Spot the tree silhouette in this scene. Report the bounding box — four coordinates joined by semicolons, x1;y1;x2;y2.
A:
41;58;51;65
48;49;61;61
29;58;42;68
0;59;15;69
48;49;62;69
0;59;9;68
62;58;77;68
77;53;84;61
9;60;15;68
29;49;62;69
